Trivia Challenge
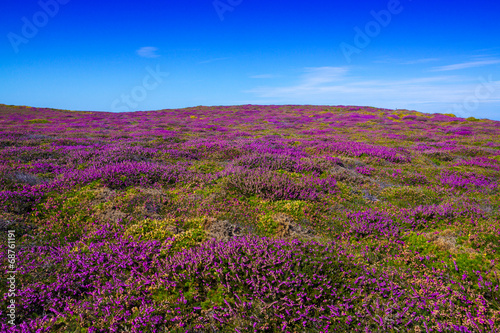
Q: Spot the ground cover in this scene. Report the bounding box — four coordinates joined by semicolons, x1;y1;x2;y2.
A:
0;104;499;332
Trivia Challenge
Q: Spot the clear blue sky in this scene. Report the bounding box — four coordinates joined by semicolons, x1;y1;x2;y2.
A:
1;0;499;119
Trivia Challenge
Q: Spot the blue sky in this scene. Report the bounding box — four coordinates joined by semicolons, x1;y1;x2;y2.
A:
1;0;499;119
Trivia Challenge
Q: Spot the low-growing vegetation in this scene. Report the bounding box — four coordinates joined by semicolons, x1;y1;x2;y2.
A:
0;104;499;332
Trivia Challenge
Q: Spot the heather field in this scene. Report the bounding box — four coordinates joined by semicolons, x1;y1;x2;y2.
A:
1;103;500;332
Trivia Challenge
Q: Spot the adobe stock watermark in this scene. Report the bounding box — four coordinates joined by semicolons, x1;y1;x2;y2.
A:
111;65;169;112
6;230;17;327
7;0;71;54
213;0;243;21
448;75;498;118
340;0;409;63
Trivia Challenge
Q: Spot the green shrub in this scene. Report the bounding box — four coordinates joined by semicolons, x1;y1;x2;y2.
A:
256;213;280;237
124;218;178;241
33;181;103;243
125;217;206;253
402;232;490;281
27;118;51;123
466;117;480;122
168;228;206;252
188;161;224;174
381;186;441;208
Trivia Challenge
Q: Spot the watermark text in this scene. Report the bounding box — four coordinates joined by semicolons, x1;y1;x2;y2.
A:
6;230;17;326
7;0;71;53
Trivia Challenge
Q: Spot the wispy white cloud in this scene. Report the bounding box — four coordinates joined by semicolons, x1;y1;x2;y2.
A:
473;47;500;54
246;67;350;98
373;58;440;65
431;59;500;71
301;67;348;86
250;74;279;79
247;75;464;102
401;58;440;65
198;57;230;64
245;66;500;115
136;47;160;58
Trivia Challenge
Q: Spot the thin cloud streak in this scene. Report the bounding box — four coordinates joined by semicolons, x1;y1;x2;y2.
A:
136;47;160;58
373;58;440;65
250;74;279;79
431;59;500;71
245;66;500;113
401;58;440;65
301;67;348;86
198;57;231;64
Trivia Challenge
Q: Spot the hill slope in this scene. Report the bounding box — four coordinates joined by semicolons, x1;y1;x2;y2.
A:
1;104;499;332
